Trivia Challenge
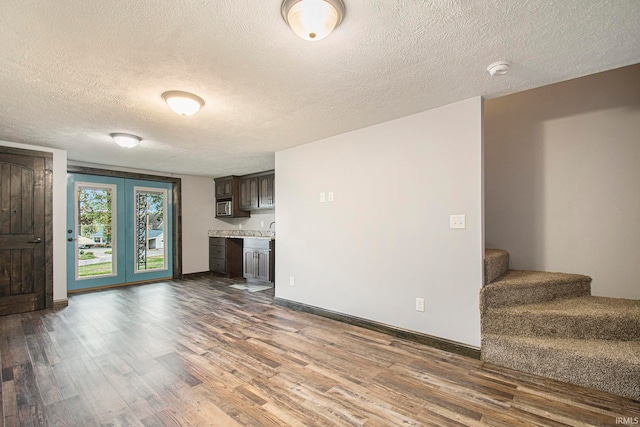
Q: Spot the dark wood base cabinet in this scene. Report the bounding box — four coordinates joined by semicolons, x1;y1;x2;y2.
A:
209;237;243;278
243;239;275;283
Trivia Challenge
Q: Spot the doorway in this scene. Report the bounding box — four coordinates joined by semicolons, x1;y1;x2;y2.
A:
67;173;174;291
0;147;53;315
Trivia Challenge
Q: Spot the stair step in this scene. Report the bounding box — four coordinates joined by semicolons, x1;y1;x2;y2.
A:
482;334;640;401
484;249;509;285
480;270;591;312
483;296;640;340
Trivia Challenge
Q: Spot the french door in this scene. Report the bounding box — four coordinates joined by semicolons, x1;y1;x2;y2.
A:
66;174;173;291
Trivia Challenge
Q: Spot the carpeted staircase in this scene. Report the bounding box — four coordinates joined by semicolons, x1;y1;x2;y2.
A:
481;249;640;401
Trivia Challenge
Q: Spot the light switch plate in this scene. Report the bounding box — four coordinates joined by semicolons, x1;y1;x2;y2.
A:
450;214;466;229
320;192;326;203
328;191;334;202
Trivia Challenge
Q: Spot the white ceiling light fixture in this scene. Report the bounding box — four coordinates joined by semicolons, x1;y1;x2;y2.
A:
487;61;511;77
281;0;345;41
161;91;205;116
110;133;141;149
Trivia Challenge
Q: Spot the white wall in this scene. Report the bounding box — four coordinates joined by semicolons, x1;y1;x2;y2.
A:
210;210;275;233
179;175;216;274
485;64;640;299
275;97;484;347
0;141;67;302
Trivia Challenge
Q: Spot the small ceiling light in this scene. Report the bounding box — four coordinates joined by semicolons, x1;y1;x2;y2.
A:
487;61;510;77
281;0;345;41
110;133;141;149
161;91;205;116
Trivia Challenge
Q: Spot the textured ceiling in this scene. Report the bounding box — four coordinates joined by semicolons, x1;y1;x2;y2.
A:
1;0;639;177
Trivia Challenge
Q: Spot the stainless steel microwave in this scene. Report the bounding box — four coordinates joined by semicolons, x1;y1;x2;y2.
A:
216;201;232;217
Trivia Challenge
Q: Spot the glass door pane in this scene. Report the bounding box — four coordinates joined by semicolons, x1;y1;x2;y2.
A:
67;174;125;291
125;179;172;283
76;183;116;278
134;187;167;273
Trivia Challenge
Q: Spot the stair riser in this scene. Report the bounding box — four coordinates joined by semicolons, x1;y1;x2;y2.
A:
483;312;640;340
484;250;509;285
482;338;640;401
480;280;591;310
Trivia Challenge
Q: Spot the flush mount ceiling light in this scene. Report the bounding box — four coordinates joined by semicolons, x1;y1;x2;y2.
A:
487;61;511;77
110;133;141;149
161;91;205;116
281;0;345;41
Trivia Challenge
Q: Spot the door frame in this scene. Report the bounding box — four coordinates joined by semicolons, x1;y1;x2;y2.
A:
0;146;54;310
67;165;182;279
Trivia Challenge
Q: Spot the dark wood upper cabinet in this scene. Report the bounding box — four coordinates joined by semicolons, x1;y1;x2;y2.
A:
215;178;233;199
239;171;274;211
258;174;274;209
214;176;249;218
239;177;259;210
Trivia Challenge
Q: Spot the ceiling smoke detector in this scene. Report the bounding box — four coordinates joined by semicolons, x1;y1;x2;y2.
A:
487;61;510;77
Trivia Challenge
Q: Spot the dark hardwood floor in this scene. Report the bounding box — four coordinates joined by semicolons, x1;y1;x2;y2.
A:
1;276;639;426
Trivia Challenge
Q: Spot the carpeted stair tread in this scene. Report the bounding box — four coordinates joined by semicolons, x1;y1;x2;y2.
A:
480;269;591;311
484;249;509;285
490;269;591;288
483;296;640;340
482;334;640;400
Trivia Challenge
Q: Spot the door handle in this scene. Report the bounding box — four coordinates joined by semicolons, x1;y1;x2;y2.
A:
28;238;42;244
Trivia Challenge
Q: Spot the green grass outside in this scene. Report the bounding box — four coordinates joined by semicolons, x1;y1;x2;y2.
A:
141;256;165;270
78;256;165;277
78;263;112;277
78;252;96;260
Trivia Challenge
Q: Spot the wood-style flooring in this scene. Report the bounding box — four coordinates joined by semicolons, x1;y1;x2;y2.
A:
1;276;639;426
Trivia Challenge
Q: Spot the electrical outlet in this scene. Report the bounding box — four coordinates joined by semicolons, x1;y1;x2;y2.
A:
319;192;326;203
260;221;264;227
289;276;295;287
238;223;243;230
450;214;466;229
328;191;334;202
416;298;425;312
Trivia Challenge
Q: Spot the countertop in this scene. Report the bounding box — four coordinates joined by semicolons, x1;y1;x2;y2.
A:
208;230;274;240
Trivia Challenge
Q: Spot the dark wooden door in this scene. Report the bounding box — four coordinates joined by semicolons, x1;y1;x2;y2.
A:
215;178;233;199
239;178;250;209
239;177;258;210
255;249;270;282
258;174;274;208
243;248;256;279
0;147;52;316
